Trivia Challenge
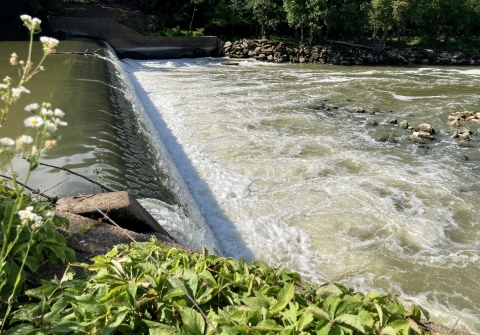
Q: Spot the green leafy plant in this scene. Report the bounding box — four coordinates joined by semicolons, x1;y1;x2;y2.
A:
8;240;429;334
0;15;75;331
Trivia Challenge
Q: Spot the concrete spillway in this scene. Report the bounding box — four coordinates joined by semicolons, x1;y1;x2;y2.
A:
49;17;218;59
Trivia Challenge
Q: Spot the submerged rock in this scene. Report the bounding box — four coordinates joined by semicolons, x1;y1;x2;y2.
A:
379;132;397;143
399;120;409;129
352;106;365;113
368;119;379;126
459;140;471;147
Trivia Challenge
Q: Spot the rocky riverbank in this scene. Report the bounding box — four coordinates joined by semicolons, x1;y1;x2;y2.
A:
219;39;480;66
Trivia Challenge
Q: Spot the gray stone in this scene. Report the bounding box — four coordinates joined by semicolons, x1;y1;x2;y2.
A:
389;118;398;124
415;123;435;134
340;61;351;66
399;120;409;129
447;119;461;127
416;131;434;140
420;59;430;65
379;133;397;143
408;135;426;144
352;106;365;113
56;191;173;238
368;119;379;126
459;140;471;147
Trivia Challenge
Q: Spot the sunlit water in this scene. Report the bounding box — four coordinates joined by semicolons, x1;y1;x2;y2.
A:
126;58;480;332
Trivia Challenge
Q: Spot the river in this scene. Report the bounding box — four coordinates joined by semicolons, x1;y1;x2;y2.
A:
1;40;479;332
126;58;480;332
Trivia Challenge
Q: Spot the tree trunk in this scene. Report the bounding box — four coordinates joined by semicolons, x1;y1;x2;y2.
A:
300;26;304;44
309;28;314;45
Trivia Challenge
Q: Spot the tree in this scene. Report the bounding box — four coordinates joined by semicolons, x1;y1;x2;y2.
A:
284;0;307;42
245;0;284;39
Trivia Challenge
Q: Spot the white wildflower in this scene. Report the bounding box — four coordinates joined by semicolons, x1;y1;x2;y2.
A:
20;15;41;32
31;18;41;30
11;86;30;99
16;135;33;145
45;210;55;217
53;108;65;117
20;15;32;24
40;36;59;54
53;117;67;126
18;209;31;221
41;108;54;117
0;138;15;146
45;120;57;133
0;84;8;90
25;103;39;112
24;116;43;127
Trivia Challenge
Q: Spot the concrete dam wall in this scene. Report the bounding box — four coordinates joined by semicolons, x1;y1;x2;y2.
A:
49;17;218;59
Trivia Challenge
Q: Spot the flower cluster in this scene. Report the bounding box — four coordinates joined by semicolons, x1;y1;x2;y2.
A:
20;15;41;33
40;36;59;54
17;206;43;227
0;101;66;157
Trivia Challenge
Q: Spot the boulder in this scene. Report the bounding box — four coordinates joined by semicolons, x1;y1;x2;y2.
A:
399;120;409;129
447;119;461;127
408;134;426;144
415;123;435;134
389;118;398;124
379;132;397;143
448;115;461;121
415;131;434;140
459;140;471;147
352;106;365;113
368;119;379;126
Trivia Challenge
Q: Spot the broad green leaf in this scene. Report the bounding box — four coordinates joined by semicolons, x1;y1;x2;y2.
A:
43;296;69;322
282;302;298;324
374;303;384;327
5;324;36;335
253;319;283;332
418;304;430;320
315;321;331;335
126;282;137;307
323;295;341;319
389;320;410;335
101;309;129;335
163;287;185;300
408;318;422;335
179;306;205;335
334;314;365;333
241;297;270;311
297;311;314;330
199;269;217;286
99;284;128;304
316;283;345;298
358;309;374;327
271;282;295;312
48;321;86;334
382;326;397;335
329;324;345;335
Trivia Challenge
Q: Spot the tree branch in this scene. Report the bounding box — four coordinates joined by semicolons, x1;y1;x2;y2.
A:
38;162;114;192
0;174;56;202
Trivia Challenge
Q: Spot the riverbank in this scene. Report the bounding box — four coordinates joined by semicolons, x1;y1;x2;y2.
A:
220;39;480;66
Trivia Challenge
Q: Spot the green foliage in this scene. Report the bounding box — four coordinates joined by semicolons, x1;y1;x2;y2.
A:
9;240;430;334
0;182;75;324
151;27;205;37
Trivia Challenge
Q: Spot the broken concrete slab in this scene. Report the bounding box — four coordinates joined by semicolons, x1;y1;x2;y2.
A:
56;191;174;239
